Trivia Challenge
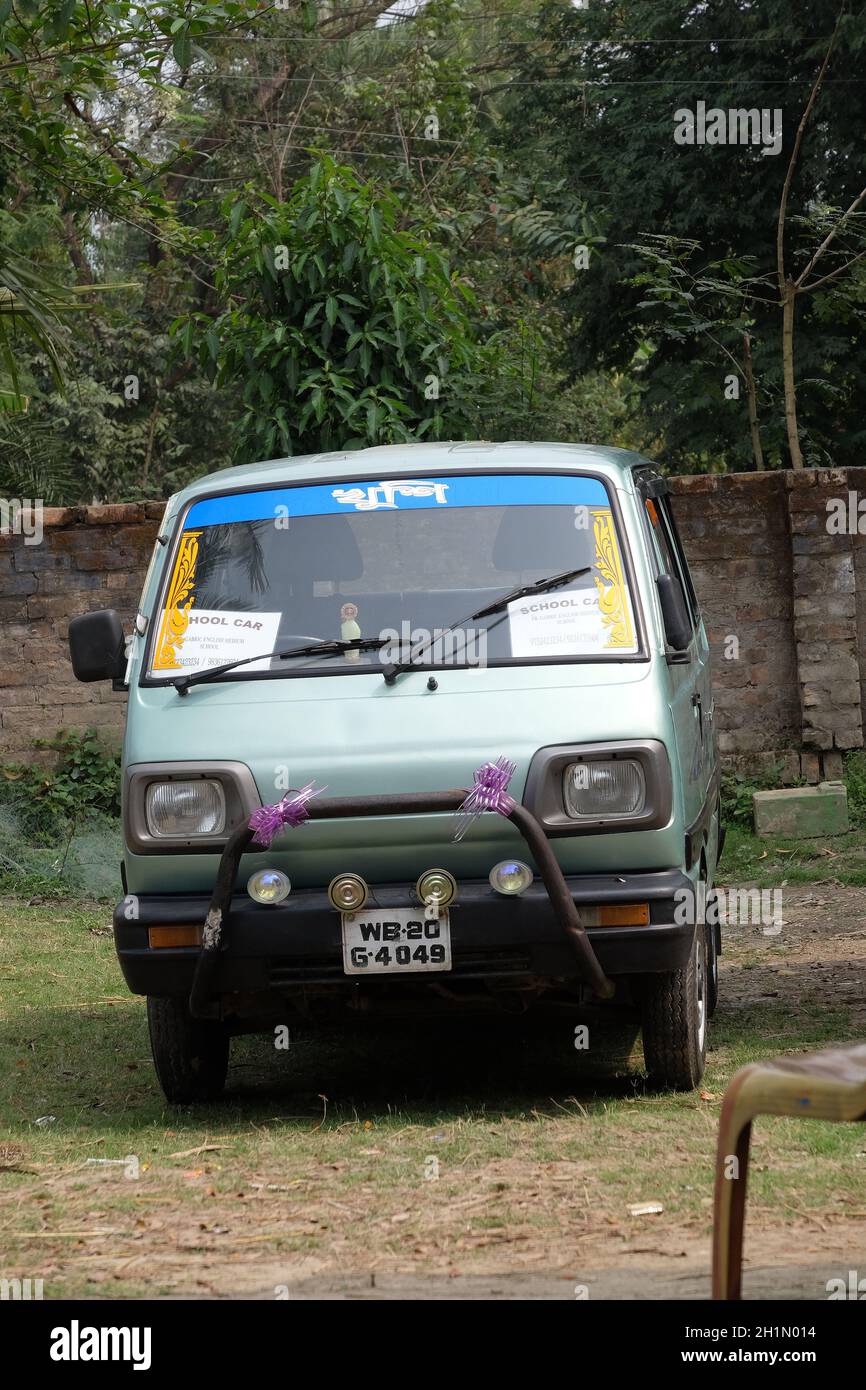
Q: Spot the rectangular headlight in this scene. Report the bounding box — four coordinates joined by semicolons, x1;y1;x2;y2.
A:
563;759;646;819
145;779;226;838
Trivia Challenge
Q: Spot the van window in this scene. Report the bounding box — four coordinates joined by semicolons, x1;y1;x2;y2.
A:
145;473;641;679
643;496;697;633
663;497;700;621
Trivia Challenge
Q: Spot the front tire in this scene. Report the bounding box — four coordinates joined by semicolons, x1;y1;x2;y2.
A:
147;996;229;1103
640;928;707;1091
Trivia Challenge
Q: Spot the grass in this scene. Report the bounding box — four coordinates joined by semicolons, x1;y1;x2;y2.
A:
1;894;864;1298
714;744;866;887
0;808;122;902
719;823;866;887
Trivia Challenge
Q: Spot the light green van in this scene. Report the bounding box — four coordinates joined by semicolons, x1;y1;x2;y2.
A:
69;443;722;1099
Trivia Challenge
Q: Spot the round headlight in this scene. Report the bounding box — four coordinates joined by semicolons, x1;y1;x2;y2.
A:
328;873;368;912
416;868;457;908
247;869;291;905
145;779;226;837
489;860;533;896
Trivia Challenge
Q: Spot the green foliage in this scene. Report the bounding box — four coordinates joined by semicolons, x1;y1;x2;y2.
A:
0;729;121;841
721;762;790;830
508;0;866;471
20;0;866;492
177;157;496;461
723;752;866;846
447;309;635;446
0;320;237;503
2;1;642;498
0;2;264;460
843;750;866;828
0;806;121;900
0;6;273;372
0;1;255;212
0;729;122;898
0;243;69;408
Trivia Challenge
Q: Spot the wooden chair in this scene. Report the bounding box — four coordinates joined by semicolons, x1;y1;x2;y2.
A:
712;1043;866;1300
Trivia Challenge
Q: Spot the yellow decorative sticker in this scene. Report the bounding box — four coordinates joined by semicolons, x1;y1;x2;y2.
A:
151;530;202;671
591;508;636;649
507;506;637;657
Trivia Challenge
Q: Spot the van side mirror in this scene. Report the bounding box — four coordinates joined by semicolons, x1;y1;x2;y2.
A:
656;574;692;653
69;610;127;683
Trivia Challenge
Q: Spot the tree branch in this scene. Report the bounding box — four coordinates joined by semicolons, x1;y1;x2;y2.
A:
795;185;866;288
62;92;139;182
800;246;866;294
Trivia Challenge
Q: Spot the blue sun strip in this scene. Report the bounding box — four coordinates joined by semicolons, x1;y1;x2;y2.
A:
184;473;611;529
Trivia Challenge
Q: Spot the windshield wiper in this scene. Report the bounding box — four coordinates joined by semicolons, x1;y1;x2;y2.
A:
172;636;389;696
381;565;592;685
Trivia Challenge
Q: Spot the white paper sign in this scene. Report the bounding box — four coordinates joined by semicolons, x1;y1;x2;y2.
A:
168;610;282;673
508;588;609;657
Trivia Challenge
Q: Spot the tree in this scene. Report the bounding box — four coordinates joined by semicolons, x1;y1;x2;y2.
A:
627;237;766;470
0;1;258;410
776;9;866;467
507;0;866;471
177;156;497;461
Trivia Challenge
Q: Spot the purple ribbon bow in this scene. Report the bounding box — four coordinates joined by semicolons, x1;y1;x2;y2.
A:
452;757;517;842
248;781;324;849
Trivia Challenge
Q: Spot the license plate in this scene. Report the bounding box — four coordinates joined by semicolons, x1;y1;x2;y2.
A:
341;907;452;975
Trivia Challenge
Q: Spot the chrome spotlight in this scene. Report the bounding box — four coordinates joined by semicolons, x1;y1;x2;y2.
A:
247;868;291;905
489;860;533;896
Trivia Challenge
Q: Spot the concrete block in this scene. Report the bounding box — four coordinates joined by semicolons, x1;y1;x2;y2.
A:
753;782;849;838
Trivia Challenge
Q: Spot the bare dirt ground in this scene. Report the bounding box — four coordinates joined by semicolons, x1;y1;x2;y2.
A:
3;885;865;1300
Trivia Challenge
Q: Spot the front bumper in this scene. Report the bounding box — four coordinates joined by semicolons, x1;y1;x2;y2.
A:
114;868;696;999
122;784;697;1018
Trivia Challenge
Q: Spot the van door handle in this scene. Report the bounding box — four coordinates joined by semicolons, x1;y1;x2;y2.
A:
692;693;703;739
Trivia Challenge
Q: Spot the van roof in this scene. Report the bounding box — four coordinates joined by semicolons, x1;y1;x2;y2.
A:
172;442;651;507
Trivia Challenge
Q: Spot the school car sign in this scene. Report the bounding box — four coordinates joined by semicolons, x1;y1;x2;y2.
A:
507;587;613;657
169;610;281;673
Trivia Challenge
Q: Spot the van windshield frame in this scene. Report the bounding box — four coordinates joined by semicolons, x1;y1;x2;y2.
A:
139;468;648;687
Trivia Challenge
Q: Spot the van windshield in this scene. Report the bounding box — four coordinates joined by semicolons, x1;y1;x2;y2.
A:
145;472;640;680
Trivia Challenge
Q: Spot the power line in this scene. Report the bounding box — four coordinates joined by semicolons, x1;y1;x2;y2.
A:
174;141;463;170
370;5;836;37
212;24;840;44
228;117;468;144
176;69;866;85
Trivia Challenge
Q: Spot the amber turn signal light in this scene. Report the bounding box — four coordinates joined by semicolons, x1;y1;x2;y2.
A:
599;902;649;926
147;925;202;948
579;903;650;927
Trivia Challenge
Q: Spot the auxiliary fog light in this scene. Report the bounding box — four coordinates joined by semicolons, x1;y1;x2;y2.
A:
247;868;291;905
416;868;457;909
489;860;533;896
328;873;369;912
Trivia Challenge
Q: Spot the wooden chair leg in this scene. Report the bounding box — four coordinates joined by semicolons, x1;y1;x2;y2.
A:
712;1092;753;1299
724;1121;752;1300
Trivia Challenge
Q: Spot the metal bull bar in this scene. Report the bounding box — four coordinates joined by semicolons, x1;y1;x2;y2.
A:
189;789;615;1018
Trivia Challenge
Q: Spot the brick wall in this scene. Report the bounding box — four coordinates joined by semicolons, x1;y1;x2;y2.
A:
2;473;865;777
669;472;800;766
669;467;866;782
0;504;162;761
